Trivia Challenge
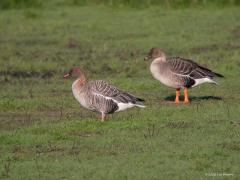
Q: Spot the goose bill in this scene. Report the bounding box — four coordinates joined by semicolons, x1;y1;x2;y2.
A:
144;56;150;60
63;73;70;78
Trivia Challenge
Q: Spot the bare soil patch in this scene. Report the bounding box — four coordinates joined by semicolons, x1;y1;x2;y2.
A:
232;25;240;38
0;70;55;78
165;121;193;129
191;43;240;54
218;141;240;151
66;131;102;137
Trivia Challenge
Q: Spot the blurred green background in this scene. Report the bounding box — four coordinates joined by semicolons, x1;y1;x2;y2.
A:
1;0;240;9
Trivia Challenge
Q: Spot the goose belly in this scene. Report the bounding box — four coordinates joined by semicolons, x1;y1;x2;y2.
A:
77;95;89;109
72;87;90;109
150;65;180;88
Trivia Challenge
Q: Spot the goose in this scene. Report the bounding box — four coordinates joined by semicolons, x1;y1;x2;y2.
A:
63;67;145;121
145;48;224;104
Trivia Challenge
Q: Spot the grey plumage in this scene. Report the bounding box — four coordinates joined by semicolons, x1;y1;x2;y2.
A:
92;80;144;104
78;80;144;114
64;67;145;121
145;47;224;103
167;57;224;87
147;48;224;89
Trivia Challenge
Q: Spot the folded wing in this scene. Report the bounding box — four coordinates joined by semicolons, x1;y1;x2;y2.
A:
91;80;144;105
168;57;223;87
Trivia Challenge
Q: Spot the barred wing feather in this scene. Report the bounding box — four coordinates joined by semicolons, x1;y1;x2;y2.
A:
91;80;144;104
168;57;223;79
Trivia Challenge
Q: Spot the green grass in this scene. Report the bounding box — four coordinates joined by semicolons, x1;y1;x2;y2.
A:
1;0;240;9
0;5;240;179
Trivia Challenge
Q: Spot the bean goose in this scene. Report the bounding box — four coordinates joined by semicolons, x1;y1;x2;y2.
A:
145;48;224;104
63;67;145;121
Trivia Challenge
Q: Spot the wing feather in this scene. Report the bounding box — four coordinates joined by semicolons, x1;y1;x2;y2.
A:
90;80;144;104
168;57;223;79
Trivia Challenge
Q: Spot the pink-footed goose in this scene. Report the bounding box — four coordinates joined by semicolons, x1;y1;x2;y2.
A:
64;67;145;121
145;48;224;104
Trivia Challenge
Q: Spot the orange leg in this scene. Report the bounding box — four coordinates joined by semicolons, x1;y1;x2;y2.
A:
184;88;190;104
175;88;180;104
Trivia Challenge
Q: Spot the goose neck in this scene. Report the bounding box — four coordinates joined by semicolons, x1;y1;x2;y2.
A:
72;76;87;90
153;57;167;63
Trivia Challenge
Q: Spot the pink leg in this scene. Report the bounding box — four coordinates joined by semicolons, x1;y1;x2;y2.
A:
184;88;190;104
101;113;106;122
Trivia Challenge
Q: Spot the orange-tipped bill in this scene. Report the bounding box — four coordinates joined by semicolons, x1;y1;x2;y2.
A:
63;73;70;78
144;55;150;61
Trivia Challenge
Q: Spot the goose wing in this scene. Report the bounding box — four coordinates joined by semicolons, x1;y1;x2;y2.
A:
168;57;223;79
91;80;144;104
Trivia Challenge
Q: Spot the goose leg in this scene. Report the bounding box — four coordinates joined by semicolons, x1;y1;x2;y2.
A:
184;88;190;104
101;112;106;122
175;88;180;104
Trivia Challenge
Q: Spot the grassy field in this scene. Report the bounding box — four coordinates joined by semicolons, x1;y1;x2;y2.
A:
0;4;240;179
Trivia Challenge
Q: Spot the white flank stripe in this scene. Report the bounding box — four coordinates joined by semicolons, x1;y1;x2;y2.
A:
93;92;145;112
116;103;136;112
116;103;145;112
192;78;217;87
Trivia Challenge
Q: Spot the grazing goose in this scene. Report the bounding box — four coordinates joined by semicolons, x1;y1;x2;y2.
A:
64;67;145;121
145;48;224;104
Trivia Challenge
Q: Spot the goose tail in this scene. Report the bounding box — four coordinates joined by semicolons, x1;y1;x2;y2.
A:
192;77;219;87
213;72;224;78
135;98;146;108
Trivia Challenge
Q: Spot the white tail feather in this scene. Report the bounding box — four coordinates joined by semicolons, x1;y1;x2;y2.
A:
116;103;145;112
192;78;218;87
135;104;146;108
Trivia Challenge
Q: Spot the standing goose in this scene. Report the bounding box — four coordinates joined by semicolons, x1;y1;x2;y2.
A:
145;48;224;104
64;67;145;121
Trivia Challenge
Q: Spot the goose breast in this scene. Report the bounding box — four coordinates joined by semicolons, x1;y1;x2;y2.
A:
150;61;183;88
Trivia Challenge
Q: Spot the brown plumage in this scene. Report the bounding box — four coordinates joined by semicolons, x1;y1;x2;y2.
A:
145;48;224;104
64;67;145;121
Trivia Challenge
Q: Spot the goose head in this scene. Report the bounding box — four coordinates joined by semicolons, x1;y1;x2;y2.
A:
63;67;87;82
144;48;167;62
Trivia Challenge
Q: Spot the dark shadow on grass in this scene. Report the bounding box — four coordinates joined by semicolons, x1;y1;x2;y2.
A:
164;95;223;102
